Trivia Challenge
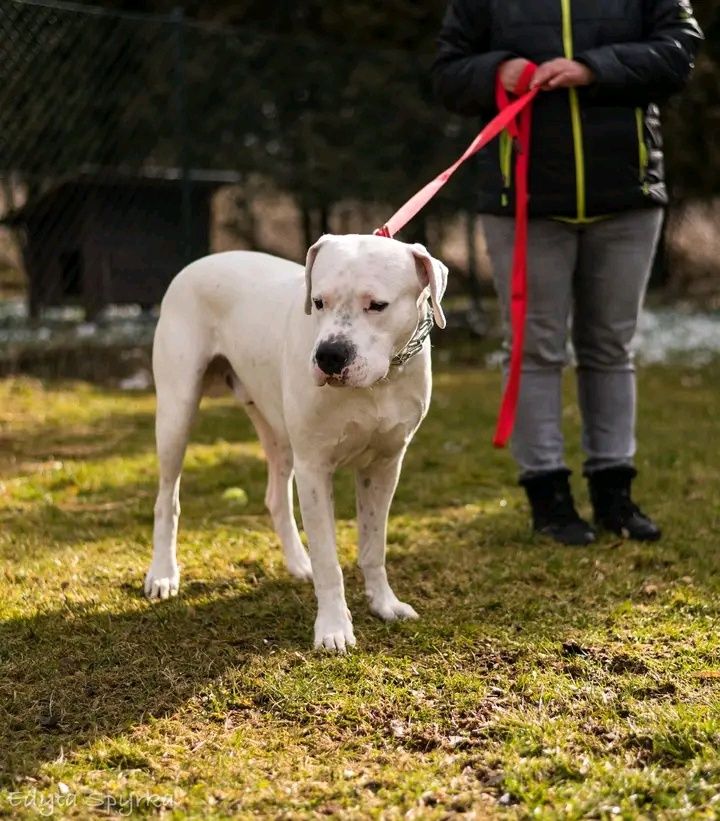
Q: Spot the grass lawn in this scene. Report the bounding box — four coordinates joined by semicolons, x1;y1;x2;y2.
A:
1;357;719;818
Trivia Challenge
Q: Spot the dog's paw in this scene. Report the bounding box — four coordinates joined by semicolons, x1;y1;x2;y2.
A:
284;547;314;582
314;607;356;652
144;563;180;600
367;588;419;622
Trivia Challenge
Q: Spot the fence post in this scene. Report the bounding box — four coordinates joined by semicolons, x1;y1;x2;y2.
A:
172;6;192;265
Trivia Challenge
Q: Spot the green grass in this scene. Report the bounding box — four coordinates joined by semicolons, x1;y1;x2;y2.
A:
1;359;720;818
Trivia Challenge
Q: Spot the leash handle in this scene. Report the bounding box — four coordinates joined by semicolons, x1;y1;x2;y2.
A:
491;63;536;448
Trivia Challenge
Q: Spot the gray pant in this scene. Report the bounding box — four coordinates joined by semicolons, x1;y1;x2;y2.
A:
483;209;664;479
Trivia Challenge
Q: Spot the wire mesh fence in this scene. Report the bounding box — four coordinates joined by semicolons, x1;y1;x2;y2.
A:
0;0;483;320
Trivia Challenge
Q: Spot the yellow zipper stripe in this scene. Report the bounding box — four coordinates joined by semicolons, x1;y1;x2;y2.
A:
499;129;512;207
561;0;574;60
636;107;649;188
560;0;586;221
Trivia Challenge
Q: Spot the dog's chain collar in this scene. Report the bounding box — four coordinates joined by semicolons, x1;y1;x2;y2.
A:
391;301;434;367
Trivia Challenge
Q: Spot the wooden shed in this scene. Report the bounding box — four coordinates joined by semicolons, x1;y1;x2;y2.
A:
2;168;241;318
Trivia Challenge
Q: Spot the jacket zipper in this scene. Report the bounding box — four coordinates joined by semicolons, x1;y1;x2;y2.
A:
636;107;650;193
560;0;586;221
499;129;512;207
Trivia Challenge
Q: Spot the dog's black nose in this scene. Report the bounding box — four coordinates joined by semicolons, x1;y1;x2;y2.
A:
316;340;353;376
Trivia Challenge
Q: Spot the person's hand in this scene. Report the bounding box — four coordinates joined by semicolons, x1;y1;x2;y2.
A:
529;58;595;90
498;58;532;93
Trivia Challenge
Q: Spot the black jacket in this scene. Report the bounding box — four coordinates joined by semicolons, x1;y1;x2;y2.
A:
432;0;703;219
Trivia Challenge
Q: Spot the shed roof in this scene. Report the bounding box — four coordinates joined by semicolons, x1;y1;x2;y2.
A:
1;165;243;225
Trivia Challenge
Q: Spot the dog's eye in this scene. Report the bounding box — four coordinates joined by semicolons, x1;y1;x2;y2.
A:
313;298;324;311
367;301;389;313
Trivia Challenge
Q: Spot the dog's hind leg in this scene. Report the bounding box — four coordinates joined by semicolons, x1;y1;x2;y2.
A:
145;321;206;599
242;403;313;581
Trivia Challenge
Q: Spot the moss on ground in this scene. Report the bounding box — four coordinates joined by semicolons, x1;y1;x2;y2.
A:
1;360;719;818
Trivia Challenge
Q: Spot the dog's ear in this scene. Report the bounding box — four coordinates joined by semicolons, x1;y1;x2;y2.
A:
304;235;332;315
410;243;448;330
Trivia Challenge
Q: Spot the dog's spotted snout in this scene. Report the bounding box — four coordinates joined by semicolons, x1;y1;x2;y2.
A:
315;339;354;376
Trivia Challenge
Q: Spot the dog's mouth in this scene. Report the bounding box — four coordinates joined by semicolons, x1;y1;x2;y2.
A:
312;359;387;389
315;371;349;388
315;371;389;390
326;375;348;388
313;364;346;387
313;364;373;389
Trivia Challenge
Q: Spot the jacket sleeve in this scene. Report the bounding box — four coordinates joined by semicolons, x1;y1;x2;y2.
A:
431;0;514;117
575;0;703;105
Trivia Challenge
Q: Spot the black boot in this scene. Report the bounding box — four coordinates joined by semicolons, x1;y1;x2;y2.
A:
520;470;596;546
588;466;661;542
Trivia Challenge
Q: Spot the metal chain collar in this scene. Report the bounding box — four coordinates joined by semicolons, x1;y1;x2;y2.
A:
390;301;434;367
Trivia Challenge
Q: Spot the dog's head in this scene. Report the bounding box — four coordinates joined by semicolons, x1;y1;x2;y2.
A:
304;233;448;388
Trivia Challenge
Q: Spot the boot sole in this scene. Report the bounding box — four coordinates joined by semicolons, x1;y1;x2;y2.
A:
534;527;596;547
594;523;662;542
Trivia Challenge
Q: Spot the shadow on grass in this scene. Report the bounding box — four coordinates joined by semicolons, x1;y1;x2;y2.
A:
0;574;316;783
0;565;505;783
4;518;719;786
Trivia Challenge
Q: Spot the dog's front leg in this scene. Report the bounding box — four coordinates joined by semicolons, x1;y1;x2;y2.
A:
356;453;419;622
294;461;355;652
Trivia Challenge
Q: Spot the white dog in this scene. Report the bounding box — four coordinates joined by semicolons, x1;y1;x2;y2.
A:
145;233;447;651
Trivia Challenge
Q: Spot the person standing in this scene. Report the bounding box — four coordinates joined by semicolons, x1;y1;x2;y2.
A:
432;0;703;545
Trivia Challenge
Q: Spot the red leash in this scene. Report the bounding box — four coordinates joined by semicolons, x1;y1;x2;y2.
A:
375;63;538;448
